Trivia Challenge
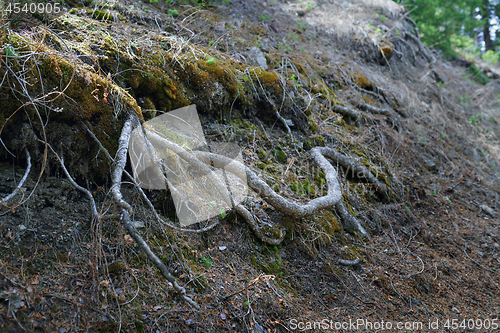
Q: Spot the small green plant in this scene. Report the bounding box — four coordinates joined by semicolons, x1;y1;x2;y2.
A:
396;29;400;35
254;40;261;47
206;57;216;64
367;23;374;29
149;0;159;3
305;0;314;10
380;14;386;20
441;132;446;138
375;28;382;35
219;209;226;218
4;45;18;57
223;0;230;5
469;115;478;126
168;9;179;16
477;113;483;121
489;115;496;122
431;185;437;196
259;14;271;22
372;12;378;18
290;74;303;87
208;40;214;46
437;81;444;88
405;206;410;212
297;21;307;31
468;64;490;85
201;257;212;269
458;95;472;105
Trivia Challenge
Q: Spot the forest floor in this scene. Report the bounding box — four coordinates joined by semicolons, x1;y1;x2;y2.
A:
0;0;500;332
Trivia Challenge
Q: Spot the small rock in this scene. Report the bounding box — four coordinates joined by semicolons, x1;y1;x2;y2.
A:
422;157;437;172
186;318;194;325
18;225;26;231
253;322;264;333
218;246;227;251
452;306;460;314
477;251;484;257
248;46;268;70
131;221;145;228
493;243;499;248
481;243;488;248
479;204;496;216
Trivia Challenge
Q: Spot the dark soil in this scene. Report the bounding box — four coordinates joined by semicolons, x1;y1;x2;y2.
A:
0;0;499;332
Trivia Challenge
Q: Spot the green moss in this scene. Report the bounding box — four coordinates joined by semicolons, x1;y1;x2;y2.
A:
258;149;268;161
303;180;315;195
107;261;125;277
290;183;301;194
258;162;266;169
273;147;287;163
309;115;318;132
313;135;325;146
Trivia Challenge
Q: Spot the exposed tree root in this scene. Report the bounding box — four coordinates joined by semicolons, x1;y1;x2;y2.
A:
338;257;361;266
403;31;445;83
194;146;377;237
1;149;31;209
332;104;361;126
110;114;199;309
358;101;391;115
47;144;101;221
82;108;394;307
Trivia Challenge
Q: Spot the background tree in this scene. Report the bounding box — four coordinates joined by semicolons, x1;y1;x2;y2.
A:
394;0;499;57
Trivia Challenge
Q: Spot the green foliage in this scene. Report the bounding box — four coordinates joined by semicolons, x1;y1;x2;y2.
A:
206;57;216;64
200;257;212;269
469;115;478;126
393;0;484;57
297;21;307;31
259;14;271;22
482;50;499;65
4;45;18;57
467;64;490;85
458;94;472;105
450;34;479;60
168;9;179;16
305;0;314;10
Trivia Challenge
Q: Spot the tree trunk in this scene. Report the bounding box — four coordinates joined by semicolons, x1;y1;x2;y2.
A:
482;0;494;51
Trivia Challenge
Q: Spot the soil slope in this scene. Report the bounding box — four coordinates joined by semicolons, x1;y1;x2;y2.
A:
0;0;499;332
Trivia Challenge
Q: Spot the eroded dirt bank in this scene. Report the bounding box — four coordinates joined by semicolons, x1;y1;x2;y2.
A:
0;0;499;331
